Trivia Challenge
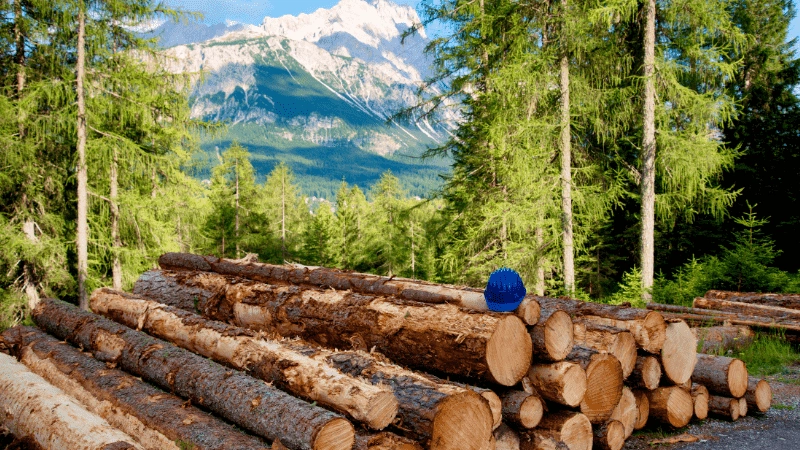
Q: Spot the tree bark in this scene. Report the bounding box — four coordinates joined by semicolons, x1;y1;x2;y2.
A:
0;352;143;449
690;384;709;420
592;420;624;450
704;290;800;310
76;5;88;310
531;309;574;362
111;147;122;290
647;303;800;337
519;432;569;450
692;326;754;354
2;326;270;450
534;411;592;450
572;323;636;378
644;387;693;428
235;159;240;258
707;395;740;421
493;424;521;450
660;320;696;385
21;221;39;311
565;346;623;424
692;354;748;398
694;297;800;321
628;355;661;390
31;299;354;450
527;361;587;407
501;390;544;429
559;0;574;294
640;0;657;303
354;431;422;450
632;390;649;430
134;270;532;386
609;387;637;438
745;378;771;413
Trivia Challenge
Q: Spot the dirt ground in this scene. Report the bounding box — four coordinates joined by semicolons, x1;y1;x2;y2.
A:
625;364;800;449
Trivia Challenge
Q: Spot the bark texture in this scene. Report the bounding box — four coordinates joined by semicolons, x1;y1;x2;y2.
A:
501;390;544;429
694;297;800;321
692;326;754;354
647;303;800;334
527;361;587;407
531;309;574;362
704;291;800;310
353;431;422;450
519;432;569;450
493;424;521;450
644;387;693;428
692;354;748;398
640;0;657;302
707;395;740;421
627;355;661;390
572;323;636;379
592;421;624;450
745;378;771;413
566;346;623;424
76;6;88;310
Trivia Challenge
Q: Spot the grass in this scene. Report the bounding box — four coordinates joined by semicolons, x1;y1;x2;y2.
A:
772;403;795;410
730;331;800;377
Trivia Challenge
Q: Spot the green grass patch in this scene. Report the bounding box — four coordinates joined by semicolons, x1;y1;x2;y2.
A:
731;331;800;377
772;403;795;410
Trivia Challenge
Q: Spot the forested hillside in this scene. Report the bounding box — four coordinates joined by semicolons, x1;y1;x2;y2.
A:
0;0;798;330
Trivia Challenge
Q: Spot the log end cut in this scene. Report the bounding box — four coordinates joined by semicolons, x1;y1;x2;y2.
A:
580;354;623;424
747;379;771;413
632;390;649;430
727;359;749;398
313;418;355;450
593;420;624;450
661;321;697;385
365;391;401;430
487;316;533;386
558;413;593;450
642;312;667;354
647;387;693;428
430;391;494;450
517;298;542;326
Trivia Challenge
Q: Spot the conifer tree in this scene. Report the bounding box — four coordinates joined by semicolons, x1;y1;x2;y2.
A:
262;162;307;263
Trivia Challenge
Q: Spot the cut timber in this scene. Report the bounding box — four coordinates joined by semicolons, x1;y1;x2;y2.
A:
135;270;532;386
156;253;542;325
632;390;649;430
693;354;748;398
32;299;354;450
644;387;693;428
572;323;636;378
2;326;270;450
519;432;569;450
738;397;748;417
705;290;800;311
660;320;696;385
501;390;544;429
628;355;661;390
90;288;398;429
0;352;143;450
527;361;587;407
566;346;623;423
535;411;592;450
690;384;709;420
692;326;754;354
647;303;800;334
745;378;771;413
707;395;740;421
609;387;637;438
354;431;422;450
531;309;574;362
694;297;800;321
592;420;624;450
470;386;502;430
494;424;521;450
535;296;666;353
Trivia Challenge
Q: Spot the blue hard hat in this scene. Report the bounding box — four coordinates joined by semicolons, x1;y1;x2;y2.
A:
484;268;527;312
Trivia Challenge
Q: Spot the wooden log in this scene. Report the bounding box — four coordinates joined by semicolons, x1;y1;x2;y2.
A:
531;309;574;362
631;390;649;430
660;320;696;385
644;387;693;428
156;253;542;325
2;326;270;450
493;424;521;450
90;288;398;430
592;420;624;450
466;385;503;430
565;346;623;424
738;397;748;417
527;361;587;407
609;387;637;438
32;298;354;450
353;431;422;450
693;354;748;398
647;303;800;333
535;297;666;353
134;270;532;386
705;290;800;310
534;411;592;450
745;378;771;413
0;352;143;450
572;323;636;379
694;297;800;321
519;432;569;450
707;395;740;421
690;384;709;420
501;390;544;429
692;326;754;354
627;355;661;390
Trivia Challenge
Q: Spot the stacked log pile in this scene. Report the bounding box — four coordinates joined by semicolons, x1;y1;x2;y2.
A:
0;254;775;450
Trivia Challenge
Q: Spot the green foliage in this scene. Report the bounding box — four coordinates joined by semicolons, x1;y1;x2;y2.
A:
732;331;800;377
0;289;32;332
604;267;646;308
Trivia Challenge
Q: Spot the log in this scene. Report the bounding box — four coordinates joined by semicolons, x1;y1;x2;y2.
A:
527;361;587;407
565;346;623;424
745;378;771;413
738;397;748;417
627;355;661;390
32;299;354;450
493;424;521;450
535;297;666;353
519;433;569;450
531;309;574;362
690;384;709;420
609;387;637;438
354;431;422;450
2;326;270;450
692;326;754;355
707;395;740;421
134;270;532;386
572;323;636;378
465;385;503;430
501;390;544;429
0;352;143;450
693;354;748;398
705;290;800;310
647;303;800;333
90;288;398;430
156;253;543;325
660;320;696;385
694;297;800;321
644;387;693;428
631;390;649;430
592;420;624;450
534;411;592;450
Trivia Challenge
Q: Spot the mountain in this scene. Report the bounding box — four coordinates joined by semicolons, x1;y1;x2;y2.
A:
159;0;455;198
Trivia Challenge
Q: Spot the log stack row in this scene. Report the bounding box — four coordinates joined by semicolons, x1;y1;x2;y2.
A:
0;254;775;450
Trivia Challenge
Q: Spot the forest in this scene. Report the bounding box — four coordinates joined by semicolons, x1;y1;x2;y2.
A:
0;0;798;329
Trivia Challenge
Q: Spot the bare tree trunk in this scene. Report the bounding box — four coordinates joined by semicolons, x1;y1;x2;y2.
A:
111;147;122;290
76;5;88;310
14;0;25;138
640;0;657;303
281;169;287;261
535;226;545;296
235;160;240;258
22;221;39;310
150;167;156;198
560;0;574;294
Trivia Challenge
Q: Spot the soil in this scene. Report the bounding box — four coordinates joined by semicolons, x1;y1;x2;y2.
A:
625;363;800;449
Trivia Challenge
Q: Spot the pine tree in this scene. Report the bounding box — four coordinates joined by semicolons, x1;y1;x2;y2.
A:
262;162;307;263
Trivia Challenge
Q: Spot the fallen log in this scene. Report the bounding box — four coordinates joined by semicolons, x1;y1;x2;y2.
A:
647;303;800;333
694;297;800;321
353;431;422;450
501;390;544;429
533;411;593;450
565;346;623;424
660;320;696;385
0;351;143;450
745;378;771;413
609;387;637;438
707;395;740;421
32;299;354;450
90;288;398;430
644;387;693;428
535;297;666;353
692;326;754;355
690;384;709;420
156;253;542;325
705;290;800;310
572;323;636;379
134;270;532;386
2;326;270;450
592;420;624;450
631;390;649;430
493;424;521;450
692;354;748;398
627;355;661;390
527;361;587;407
531;309;574;362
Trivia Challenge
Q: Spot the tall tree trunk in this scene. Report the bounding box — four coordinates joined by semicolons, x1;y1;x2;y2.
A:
560;0;575;294
111;147;122;290
22;221;39;310
14;0;25;138
235;160;240;258
281;169;286;261
76;5;88;310
535;226;545;295
640;0;657;303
